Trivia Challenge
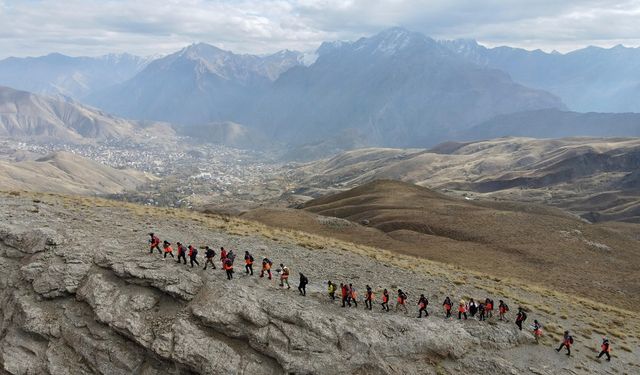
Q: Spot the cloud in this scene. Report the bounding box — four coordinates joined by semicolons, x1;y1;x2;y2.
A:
0;0;639;58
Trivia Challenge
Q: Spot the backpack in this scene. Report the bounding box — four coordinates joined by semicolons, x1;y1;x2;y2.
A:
521;311;527;322
192;248;198;256
569;336;574;344
265;258;273;265
249;254;254;262
504;304;510;312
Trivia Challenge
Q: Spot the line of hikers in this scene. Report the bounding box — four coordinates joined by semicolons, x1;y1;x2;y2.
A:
149;233;613;361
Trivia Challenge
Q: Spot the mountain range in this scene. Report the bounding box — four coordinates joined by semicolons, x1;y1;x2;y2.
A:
1;28;640;149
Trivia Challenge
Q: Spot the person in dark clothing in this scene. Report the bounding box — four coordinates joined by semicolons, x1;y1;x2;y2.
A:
203;246;216;270
556;331;573;356
597;337;611;361
468;298;478;317
365;285;373;310
176;242;187;264
443;296;452;318
381;289;390;312
244;251;254;275
498;300;509;321
162;241;174;259
188;245;199;268
478;303;486;321
298;273;308;296
418;294;429;318
149;233;162;254
515;307;527;331
223;258;234;280
395;289;408;314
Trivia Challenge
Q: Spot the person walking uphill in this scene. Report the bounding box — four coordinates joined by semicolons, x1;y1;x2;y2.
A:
443;297;452;318
498;300;509;321
597;337;611;361
298;273;308;296
149;233;162;254
365;285;374;310
418;294;429;318
279;264;290;289
327;281;336;301
396;289;408;314
556;331;574;356
349;284;358;308
162;241;174;259
188;245;199;268
176;242;187;264
381;289;390;312
223;258;234;280
515;307;527;331
244;251;254;275
458;299;467;320
341;283;350;307
260;258;273;279
220;247;228;268
203;246;216;270
532;320;543;343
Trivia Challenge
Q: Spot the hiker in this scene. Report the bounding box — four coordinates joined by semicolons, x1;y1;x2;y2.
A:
149;233;162;254
381;289;390;312
485;298;494;318
260;258;273;279
597;337;611;361
498;300;509;321
556;331;574;356
220;247;228;268
188;245;199;268
458;299;467;320
365;285;374;310
176;242;187;264
162;241;174;259
341;283;350;307
468;298;478;317
227;250;236;263
418;294;429;318
328;281;336;301
298;273;308;296
279;264;290;289
443;296;452;318
395;289;408;314
515;307;527;331
532;320;543;343
477;302;486;321
203;246;216;270
223;258;234;280
349;284;358;308
244;251;254;275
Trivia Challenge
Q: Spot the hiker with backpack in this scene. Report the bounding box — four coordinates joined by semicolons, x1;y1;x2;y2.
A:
327;281;336;301
556;330;574;356
162;241;174;259
515;307;527;330
279;263;291;289
443;296;452;318
458;299;468;320
340;283;350;307
498;300;509;321
176;242;187;264
203;246;216;270
532;320;543;343
485;298;494;318
260;258;273;279
418;294;429;318
597;337;611;361
148;233;162;254
220;247;228;268
477;302;486;321
244;251;254;275
468;298;478;318
188;245;199;268
298;273;308;296
349;284;358;308
395;289;408;314
223;258;234;280
365;285;374;310
381;289;390;312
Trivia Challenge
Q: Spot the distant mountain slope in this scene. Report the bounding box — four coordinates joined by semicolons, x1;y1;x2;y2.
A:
291;137;640;222
0;53;151;99
0;151;153;194
88;44;304;124
462;109;640;140
250;28;564;147
442;40;640;112
0;86;173;142
172;121;271;149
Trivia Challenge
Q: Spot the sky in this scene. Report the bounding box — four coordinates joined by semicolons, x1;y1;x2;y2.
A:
1;0;639;58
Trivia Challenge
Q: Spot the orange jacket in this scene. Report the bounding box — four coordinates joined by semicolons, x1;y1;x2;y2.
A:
164;246;173;253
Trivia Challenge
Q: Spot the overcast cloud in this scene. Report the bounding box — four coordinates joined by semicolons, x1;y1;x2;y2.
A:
0;0;639;58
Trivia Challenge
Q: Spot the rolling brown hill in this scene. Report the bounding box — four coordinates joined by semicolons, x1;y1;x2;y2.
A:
290;137;640;223
243;180;640;310
0;151;154;194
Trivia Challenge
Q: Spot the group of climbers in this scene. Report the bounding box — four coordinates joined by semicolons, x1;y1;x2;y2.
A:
147;232;614;362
